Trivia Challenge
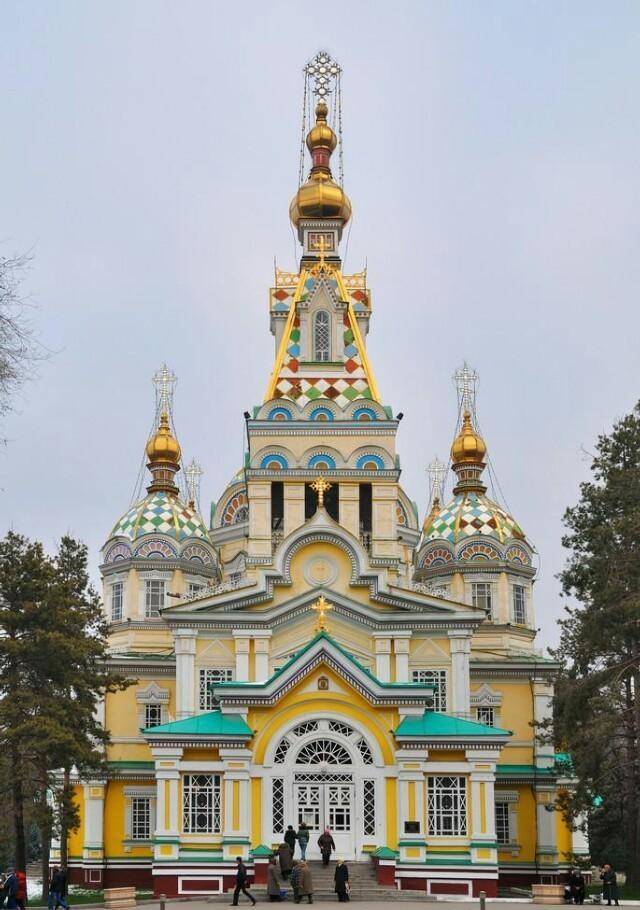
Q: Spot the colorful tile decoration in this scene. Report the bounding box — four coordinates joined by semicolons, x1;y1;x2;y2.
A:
110;491;209;542
272;273;374;408
423;491;527;546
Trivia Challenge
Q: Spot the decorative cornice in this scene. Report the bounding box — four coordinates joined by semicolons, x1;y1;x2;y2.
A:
246;468;400;481
250;423;398;436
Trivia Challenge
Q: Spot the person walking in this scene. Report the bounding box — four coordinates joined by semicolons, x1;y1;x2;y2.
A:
231;857;256;906
284;826;297;854
277;842;293;880
297;862;313;905
267;859;281;902
317;829;336;867
4;872;17;910
334;860;349;902
15;873;25;910
49;867;70;910
568;869;585;905
601;864;620;907
296;823;310;861
290;861;301;904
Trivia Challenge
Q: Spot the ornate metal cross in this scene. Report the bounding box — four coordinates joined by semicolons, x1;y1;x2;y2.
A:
453;361;478;414
427;456;446;505
311;475;332;508
304;51;341;100
185;459;204;508
153;363;177;415
311;595;334;632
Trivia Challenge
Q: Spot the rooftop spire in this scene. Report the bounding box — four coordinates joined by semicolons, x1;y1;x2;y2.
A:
423;456;446;533
450;363;487;495
146;364;181;495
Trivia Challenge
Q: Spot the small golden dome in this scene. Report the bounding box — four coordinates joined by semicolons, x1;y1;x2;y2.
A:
290;101;352;228
146;411;181;466
451;410;487;465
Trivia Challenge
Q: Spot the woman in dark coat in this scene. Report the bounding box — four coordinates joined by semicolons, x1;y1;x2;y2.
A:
278;842;293;879
297;862;313;904
267;859;282;902
318;828;336;866
334;860;349;902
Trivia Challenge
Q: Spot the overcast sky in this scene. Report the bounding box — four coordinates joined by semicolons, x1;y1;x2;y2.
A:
2;1;639;648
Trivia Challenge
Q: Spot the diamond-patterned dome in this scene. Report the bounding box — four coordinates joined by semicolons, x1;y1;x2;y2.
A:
423;490;527;546
109;491;209;543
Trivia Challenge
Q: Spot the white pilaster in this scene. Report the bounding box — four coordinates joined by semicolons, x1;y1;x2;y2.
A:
174;628;197;719
151;747;183;862
220;748;253;861
373;635;391;682
232;632;250;681
535;786;559;865
532;676;555;768
449;630;472;717
393;631;412;683
253;631;272;682
82;781;105;857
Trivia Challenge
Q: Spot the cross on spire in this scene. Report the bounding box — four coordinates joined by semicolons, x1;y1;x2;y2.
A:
453;361;479;415
427;456;446;506
311;595;334;632
153;363;177;417
185;459;204;509
311;475;332;508
304;51;341;100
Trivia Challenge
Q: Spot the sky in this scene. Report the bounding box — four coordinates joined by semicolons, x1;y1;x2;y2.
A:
1;1;639;649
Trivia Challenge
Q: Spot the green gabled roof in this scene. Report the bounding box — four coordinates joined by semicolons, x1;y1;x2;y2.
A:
395;711;511;738
214;630;434;692
143;709;252;737
496;764;556;776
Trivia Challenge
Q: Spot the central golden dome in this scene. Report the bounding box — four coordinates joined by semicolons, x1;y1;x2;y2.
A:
290;101;352;227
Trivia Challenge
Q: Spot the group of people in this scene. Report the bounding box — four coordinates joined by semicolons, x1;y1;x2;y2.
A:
564;864;620;906
232;824;350;905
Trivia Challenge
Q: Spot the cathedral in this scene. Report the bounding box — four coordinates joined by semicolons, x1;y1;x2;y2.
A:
65;53;585;898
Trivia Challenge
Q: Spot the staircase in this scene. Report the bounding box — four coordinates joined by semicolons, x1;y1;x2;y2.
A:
210;860;430;902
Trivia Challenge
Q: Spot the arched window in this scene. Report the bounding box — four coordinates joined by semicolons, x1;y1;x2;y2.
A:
313;311;331;362
296;739;352;765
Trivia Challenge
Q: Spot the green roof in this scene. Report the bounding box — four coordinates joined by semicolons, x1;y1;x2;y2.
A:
395;712;511;738
143;709;252;737
214;631;434;693
496;764;556;777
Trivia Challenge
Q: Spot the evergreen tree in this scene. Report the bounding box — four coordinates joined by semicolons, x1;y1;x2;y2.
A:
0;531;129;896
553;402;640;882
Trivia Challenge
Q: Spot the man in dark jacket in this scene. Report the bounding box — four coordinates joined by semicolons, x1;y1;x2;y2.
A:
49;867;70;910
600;865;620;907
568;869;585;905
334;860;349;902
284;826;297;853
4;871;18;910
231;857;256;906
296;823;310;861
317;829;336;867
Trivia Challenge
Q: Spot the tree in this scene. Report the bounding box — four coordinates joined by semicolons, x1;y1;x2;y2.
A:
0;532;129;897
0;252;44;439
553;402;640;882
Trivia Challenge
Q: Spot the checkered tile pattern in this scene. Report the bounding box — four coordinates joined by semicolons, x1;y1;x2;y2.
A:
274;276;372;407
110;491;208;542
424;491;526;544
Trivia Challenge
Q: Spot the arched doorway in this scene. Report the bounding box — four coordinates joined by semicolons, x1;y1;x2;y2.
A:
266;718;382;860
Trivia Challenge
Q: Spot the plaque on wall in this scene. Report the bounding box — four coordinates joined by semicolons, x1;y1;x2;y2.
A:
404;820;420;834
318;676;329;690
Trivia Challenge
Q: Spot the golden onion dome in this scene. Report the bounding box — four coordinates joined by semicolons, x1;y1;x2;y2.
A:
290;101;352;228
146;411;181;466
451;410;487;465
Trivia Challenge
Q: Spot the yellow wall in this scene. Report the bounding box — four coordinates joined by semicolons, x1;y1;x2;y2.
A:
68;784;85;859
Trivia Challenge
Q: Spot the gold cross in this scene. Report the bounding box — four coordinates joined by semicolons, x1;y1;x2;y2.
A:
311;595;334;632
310;475;332;508
318;234;328;267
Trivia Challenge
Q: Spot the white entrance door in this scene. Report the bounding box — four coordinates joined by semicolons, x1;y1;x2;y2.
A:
295;781;356;859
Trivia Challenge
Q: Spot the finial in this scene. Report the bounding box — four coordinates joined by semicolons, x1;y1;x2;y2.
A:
153;363;177;422
310;475;332;509
311;594;334;632
304;51;341;101
185;459;204;510
453;362;479;417
427;456;446;508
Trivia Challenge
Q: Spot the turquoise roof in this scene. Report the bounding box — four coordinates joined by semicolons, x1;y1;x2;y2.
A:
143;709;252;737
395;711;511;738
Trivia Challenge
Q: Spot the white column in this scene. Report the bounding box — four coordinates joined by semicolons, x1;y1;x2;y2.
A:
152;747;183;862
393;632;412;683
373;635;391;682
174;628;197;719
233;632;250;680
253;631;272;682
220;748;253;861
572;812;589;857
535;786;559;864
449;630;472;717
466;749;499;866
532;676;555;768
82;781;105;856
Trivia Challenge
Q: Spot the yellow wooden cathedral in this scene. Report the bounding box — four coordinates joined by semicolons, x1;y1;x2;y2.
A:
64;52;585;898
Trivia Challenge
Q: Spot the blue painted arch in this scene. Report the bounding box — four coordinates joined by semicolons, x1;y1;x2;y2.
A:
308;453;337;469
356;453;385;470
260;453;289;470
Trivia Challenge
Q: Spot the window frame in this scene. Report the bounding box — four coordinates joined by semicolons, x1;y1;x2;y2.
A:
313;309;331;362
110;580;124;622
427;775;467;837
512;584;526;624
144;578;165;618
495;802;510;845
472;581;493;618
411;669;448;712
182;773;221;834
475;705;495;727
144;703;163;728
198;667;234;711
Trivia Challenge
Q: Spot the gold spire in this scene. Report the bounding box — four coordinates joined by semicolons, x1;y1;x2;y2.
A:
450;410;487;495
289;101;352;228
146;410;182;495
